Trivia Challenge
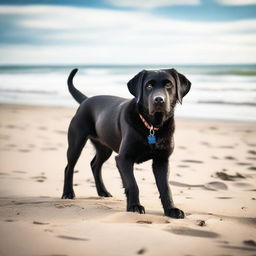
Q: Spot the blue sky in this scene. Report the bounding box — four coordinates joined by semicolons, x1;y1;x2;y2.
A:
0;0;255;64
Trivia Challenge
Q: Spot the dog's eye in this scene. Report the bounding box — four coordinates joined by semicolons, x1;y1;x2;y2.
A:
146;84;153;89
165;82;173;89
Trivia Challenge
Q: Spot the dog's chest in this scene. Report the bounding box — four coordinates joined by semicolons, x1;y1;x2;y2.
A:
134;136;173;163
155;137;170;150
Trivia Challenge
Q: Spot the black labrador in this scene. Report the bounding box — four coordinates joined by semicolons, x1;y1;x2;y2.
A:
62;68;191;218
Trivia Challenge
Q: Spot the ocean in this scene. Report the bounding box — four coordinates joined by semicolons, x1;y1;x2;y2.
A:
0;64;255;122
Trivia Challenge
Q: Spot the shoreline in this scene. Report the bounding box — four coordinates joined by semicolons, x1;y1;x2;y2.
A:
1;102;255;124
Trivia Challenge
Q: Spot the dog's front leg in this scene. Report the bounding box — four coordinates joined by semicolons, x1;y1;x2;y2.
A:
152;158;185;218
115;155;145;214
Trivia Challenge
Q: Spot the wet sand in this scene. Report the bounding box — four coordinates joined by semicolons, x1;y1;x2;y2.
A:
0;104;255;256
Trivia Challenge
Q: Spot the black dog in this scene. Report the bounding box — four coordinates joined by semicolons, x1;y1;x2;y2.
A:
62;68;191;218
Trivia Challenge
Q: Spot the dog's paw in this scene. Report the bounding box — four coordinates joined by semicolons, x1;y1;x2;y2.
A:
127;204;145;214
61;190;75;199
165;207;185;219
98;190;112;197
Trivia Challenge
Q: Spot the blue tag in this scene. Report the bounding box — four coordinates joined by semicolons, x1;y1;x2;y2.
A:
148;135;156;144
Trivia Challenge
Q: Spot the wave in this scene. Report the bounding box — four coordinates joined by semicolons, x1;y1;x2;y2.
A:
0;64;256;76
0;89;57;95
206;70;256;76
196;88;256;92
198;100;256;107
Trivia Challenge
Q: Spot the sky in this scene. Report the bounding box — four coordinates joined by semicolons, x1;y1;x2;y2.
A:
0;0;255;65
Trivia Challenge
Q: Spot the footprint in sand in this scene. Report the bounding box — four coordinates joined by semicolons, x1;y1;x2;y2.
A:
248;150;256;155
209;126;218;130
33;221;49;225
18;149;31;153
177;165;190;168
225;156;236;160
216;196;233;199
201;141;211;147
233;182;254;189
169;181;228;191
12;170;27;174
38;126;48;131
44;229;53;233
215;171;245;181
86;178;94;184
57;235;89;241
218;145;234;149
6;124;16;129
0;172;9;176
181;159;204;164
6;144;17;148
55;203;74;209
244;240;256;247
167;227;219;238
31;175;47;183
220;244;256;252
237;162;251;166
137;248;147;255
40;147;58;151
136;220;152;224
204;182;228;191
197;220;206;226
135;167;144;171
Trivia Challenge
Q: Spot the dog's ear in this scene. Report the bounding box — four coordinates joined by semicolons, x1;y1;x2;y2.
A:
127;70;146;103
168;69;191;104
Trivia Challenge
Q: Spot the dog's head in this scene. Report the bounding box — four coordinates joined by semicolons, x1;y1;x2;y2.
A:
127;69;191;127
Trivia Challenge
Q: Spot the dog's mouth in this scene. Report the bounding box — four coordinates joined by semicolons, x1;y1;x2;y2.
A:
152;111;165;127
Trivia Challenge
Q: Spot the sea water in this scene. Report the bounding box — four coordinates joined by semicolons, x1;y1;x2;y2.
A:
0;64;255;122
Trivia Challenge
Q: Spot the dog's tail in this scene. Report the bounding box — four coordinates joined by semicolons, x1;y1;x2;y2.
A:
67;68;88;104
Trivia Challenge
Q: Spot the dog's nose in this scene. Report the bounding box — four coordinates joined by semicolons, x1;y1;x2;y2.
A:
154;96;165;104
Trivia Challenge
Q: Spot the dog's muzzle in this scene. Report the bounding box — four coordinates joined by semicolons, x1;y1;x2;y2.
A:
151;95;167;114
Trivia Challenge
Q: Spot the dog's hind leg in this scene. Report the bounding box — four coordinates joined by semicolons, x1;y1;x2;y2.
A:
62;124;88;199
90;139;113;197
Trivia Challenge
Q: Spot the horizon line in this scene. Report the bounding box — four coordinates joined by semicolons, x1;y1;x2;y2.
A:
0;63;256;67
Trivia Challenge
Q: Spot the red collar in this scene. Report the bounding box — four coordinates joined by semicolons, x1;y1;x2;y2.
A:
139;114;159;131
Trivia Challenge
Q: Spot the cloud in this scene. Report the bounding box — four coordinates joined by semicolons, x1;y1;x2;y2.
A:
217;0;256;5
0;5;255;64
106;0;200;9
1;41;255;65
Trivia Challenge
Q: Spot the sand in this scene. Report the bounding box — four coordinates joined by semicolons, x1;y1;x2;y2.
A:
0;103;255;256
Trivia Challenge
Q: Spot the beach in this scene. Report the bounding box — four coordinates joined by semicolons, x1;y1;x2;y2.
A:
0;103;255;256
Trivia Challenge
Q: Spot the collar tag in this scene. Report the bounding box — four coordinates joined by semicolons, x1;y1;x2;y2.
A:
148;134;156;144
148;126;156;144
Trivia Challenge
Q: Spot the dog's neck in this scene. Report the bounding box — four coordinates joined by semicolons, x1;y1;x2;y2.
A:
138;110;173;130
138;113;159;131
134;100;174;130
